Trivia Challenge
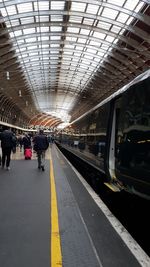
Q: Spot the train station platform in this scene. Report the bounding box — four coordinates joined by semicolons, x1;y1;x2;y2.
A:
0;144;149;267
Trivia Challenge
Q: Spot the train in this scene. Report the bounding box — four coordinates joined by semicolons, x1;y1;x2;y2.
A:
56;70;150;200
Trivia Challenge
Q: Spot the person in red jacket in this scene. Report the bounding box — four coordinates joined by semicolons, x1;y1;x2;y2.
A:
33;129;49;171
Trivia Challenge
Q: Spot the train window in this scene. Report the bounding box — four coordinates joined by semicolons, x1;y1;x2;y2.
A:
115;78;150;184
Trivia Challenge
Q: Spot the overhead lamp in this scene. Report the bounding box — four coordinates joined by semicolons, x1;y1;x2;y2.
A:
6;71;10;80
19;90;22;97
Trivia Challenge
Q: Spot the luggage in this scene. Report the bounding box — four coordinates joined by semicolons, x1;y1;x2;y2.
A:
24;148;32;160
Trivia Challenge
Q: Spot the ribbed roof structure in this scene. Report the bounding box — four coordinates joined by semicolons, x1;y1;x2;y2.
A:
0;0;149;128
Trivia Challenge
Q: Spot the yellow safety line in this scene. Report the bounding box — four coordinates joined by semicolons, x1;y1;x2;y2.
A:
50;153;62;267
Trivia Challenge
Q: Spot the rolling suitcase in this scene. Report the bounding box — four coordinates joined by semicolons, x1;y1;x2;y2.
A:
25;148;32;160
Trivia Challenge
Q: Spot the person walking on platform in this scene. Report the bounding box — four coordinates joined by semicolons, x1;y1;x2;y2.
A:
33;129;49;171
0;127;16;170
22;134;31;154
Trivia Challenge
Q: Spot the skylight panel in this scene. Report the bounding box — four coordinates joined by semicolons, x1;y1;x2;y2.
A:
78;38;86;44
63;51;73;56
74;52;82;57
86;4;99;15
41;26;49;32
80;29;90;36
84;54;94;60
67;27;80;33
38;1;49;10
41;36;49;41
17;3;33;13
113;38;119;44
23;28;35;35
30;58;39;62
50;26;62;32
83;18;94;26
11;19;20;27
102;8;118;20
82;59;90;65
111;25;121;34
105;35;115;42
28;52;38;56
66;36;77;42
20;17;34;24
42;51;49;55
50;44;60;47
89;40;100;47
6;5;16;15
124;0;139;11
93;32;106;39
117;13;129;23
135;2;144;12
97;21;111;31
69;16;83;23
19;47;27;52
22;54;28;58
26;37;36;43
126;17;134;25
28;45;38;50
51;1;65;10
38;16;49;22
14;30;22;37
71;2;86;12
17;39;25;44
97;51;105;57
64;44;75;49
51;15;63;21
75;45;84;51
86;48;97;54
1;8;7;17
43;56;50;60
107;0;125;7
51;36;61;40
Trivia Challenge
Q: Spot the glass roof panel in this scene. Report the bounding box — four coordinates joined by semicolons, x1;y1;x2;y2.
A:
23;28;35;35
124;0;139;11
102;7;118;20
38;1;50;10
6;5;17;16
51;15;63;21
107;0;125;6
17;3;33;13
86;4;99;15
51;1;65;10
20;17;34;24
71;2;86;12
117;13;129;23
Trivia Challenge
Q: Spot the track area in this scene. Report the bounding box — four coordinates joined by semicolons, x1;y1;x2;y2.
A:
57;144;150;258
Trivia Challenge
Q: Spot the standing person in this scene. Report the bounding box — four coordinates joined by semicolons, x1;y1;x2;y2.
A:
0;127;16;170
22;134;31;154
33;129;49;171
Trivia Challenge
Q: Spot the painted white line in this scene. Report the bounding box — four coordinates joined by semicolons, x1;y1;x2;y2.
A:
78;207;103;267
56;146;150;267
54;145;60;159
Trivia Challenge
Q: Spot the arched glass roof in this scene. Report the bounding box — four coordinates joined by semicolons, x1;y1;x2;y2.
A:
0;0;149;127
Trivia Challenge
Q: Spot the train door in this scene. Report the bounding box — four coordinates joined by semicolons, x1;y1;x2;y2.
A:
108;99;120;182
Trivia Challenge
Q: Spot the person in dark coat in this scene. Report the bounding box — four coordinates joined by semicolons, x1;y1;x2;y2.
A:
33;129;49;171
22;134;31;154
0;127;16;170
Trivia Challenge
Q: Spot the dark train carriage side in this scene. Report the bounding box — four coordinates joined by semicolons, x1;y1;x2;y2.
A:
58;71;150;199
111;76;150;198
